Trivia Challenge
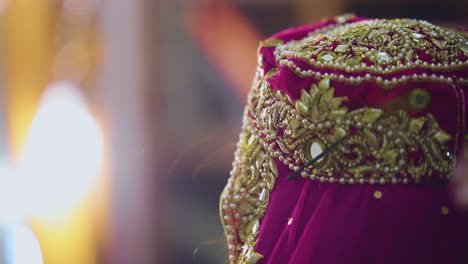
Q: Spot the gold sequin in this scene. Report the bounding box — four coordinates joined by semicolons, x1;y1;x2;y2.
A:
409;88;431;112
441;206;449;216
346;56;362;66
318;51;337;62
287;217;293;225
374;191;383;199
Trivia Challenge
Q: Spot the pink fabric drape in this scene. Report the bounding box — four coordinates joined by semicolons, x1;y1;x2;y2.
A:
250;16;468;264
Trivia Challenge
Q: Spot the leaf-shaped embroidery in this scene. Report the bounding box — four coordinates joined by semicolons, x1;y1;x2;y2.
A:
261;38;283;48
295;79;348;122
264;68;279;79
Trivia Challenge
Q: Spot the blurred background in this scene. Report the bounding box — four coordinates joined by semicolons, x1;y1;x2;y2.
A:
0;0;465;264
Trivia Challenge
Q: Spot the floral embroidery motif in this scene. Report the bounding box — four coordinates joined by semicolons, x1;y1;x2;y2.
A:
220;76;455;264
257;79;454;184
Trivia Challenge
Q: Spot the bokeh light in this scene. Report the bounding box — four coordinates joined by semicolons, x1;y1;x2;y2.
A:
4;224;43;264
0;161;27;223
17;81;103;220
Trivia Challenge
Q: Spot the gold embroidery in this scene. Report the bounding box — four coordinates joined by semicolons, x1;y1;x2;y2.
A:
243;250;264;264
260;38;283;48
221;18;463;263
264;68;279;79
220;76;455;263
333;13;356;24
317;51;337;62
220;71;277;264
273;19;468;89
257;79;455;184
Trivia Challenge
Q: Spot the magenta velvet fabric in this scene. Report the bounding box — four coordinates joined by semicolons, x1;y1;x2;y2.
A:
252;17;468;263
254;161;468;264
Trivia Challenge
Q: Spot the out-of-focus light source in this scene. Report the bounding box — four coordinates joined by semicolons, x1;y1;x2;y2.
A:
0;0;8;14
18;81;103;220
63;0;99;15
53;42;90;83
0;161;27;223
4;224;43;264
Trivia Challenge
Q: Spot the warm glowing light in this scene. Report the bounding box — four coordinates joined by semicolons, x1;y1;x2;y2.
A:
18;81;103;220
0;0;8;14
0;161;28;223
63;0;98;15
4;224;43;264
